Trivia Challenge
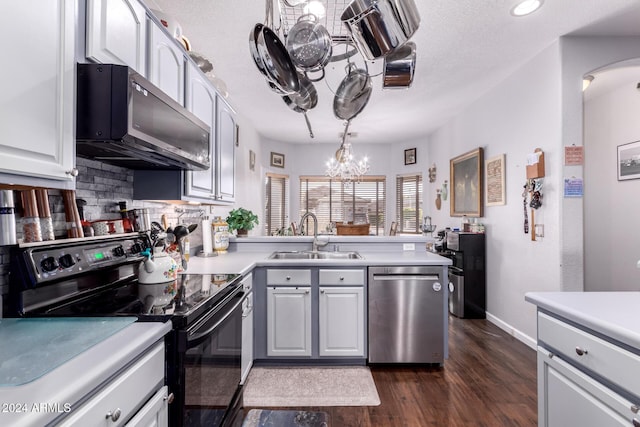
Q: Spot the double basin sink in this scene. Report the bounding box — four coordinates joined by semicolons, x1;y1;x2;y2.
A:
269;250;362;260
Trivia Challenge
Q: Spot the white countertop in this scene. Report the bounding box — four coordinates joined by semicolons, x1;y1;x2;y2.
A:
525;291;640;350
0;320;171;427
184;250;451;276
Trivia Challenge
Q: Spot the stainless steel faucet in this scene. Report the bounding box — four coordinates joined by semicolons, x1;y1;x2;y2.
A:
299;212;327;252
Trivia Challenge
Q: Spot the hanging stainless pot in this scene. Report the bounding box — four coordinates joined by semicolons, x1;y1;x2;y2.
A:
333;64;373;122
341;0;420;60
285;14;332;73
283;73;317;138
382;41;416;89
257;25;300;94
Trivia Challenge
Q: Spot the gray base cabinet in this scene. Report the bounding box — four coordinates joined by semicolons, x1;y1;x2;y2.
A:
254;267;366;362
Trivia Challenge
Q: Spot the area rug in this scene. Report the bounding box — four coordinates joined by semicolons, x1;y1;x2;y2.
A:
243;366;380;407
242;409;329;427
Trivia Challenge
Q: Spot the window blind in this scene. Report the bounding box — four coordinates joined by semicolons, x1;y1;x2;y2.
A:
299;176;386;235
396;174;423;234
265;173;289;235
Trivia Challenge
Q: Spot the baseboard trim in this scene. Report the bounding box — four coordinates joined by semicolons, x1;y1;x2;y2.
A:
486;312;537;350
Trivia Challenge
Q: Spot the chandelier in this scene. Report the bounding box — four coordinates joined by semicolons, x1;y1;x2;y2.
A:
325;141;369;182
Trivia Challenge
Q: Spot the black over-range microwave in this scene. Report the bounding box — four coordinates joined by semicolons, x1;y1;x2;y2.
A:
76;63;211;170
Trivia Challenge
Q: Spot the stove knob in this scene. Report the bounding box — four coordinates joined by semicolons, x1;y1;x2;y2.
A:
58;254;75;269
112;245;125;257
41;256;59;272
130;242;143;254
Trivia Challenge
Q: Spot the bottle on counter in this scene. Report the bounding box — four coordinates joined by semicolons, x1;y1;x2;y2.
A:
212;216;229;254
20;189;42;243
35;189;54;241
0;190;17;245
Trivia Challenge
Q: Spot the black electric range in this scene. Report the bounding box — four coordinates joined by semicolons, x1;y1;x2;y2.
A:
4;233;244;427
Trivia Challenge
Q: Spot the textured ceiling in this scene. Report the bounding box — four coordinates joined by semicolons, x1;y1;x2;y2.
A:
147;0;640;144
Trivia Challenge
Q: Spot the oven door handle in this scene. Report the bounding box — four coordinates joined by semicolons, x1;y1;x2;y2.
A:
187;296;243;346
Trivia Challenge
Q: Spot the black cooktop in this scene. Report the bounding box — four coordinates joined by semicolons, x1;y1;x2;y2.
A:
14;273;241;328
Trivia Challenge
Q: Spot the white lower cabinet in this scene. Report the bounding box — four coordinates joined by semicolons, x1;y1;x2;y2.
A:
124;385;169;427
319;287;364;357
538;347;633;427
267;287;312;357
59;341;166;426
536;311;640;427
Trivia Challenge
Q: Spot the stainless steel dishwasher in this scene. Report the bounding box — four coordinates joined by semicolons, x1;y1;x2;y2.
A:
368;266;446;364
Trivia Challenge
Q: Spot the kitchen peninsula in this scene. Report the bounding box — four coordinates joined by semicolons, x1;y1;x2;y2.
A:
187;235;452;366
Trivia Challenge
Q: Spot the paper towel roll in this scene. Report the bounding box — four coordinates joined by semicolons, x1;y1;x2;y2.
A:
201;217;213;254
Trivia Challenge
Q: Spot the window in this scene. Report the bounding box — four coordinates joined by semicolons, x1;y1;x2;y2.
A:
396;174;423;234
265;173;289;235
299;176;386;235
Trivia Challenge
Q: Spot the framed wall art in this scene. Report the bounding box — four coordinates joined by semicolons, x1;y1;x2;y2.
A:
450;147;484;217
270;152;285;168
404;148;416;165
249;150;256;171
485;154;505;206
617;140;640;181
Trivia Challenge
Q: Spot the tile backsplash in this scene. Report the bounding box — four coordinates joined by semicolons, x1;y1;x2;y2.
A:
0;157;213;300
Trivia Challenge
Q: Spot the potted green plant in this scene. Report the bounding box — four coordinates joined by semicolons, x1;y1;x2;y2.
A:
226;208;259;237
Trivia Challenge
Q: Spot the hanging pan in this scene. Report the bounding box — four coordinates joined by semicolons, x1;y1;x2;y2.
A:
285;14;332;80
283;73;317;138
333;64;373;122
257;25;300;94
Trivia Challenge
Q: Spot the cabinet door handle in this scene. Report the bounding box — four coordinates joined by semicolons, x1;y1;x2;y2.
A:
66;168;78;177
305;290;310;294
106;408;121;422
339;276;345;281
632;418;640;427
575;347;588;356
631;405;639;414
320;290;325;294
286;276;291;281
164;392;175;404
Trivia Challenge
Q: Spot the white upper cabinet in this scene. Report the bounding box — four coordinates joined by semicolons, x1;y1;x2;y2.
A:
184;61;217;200
0;0;76;187
147;21;185;104
216;96;236;202
85;0;147;75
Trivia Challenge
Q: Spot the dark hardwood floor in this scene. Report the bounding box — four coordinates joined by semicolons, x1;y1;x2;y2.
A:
246;316;538;427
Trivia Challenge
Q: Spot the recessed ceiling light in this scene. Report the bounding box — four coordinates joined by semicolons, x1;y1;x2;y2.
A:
511;0;543;17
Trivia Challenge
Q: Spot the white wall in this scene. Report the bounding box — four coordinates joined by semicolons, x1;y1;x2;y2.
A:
426;42;563;343
222;111;265;236
584;66;640;290
559;36;640;291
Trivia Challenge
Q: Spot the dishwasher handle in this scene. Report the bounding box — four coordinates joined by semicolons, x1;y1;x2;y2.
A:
373;275;440;281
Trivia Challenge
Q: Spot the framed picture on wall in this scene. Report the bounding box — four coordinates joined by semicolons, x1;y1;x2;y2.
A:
404;148;416;165
485;154;506;206
450;147;484;217
270;152;285;168
617;140;640;181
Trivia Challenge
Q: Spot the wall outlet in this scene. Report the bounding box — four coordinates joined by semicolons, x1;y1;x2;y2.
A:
403;243;415;251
